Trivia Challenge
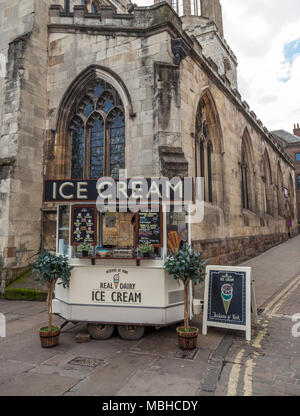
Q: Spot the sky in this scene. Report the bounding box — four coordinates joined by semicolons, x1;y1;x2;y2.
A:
135;0;300;133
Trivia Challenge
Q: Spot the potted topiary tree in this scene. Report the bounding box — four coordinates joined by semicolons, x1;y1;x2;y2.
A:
33;251;73;348
164;243;206;350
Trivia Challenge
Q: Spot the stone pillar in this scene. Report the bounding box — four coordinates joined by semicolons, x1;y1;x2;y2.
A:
153;62;188;178
0;0;49;287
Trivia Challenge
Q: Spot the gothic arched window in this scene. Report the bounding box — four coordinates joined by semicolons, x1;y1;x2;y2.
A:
241;153;249;210
263;149;272;215
241;130;254;211
288;173;295;218
277;162;284;217
69;79;125;179
195;102;213;203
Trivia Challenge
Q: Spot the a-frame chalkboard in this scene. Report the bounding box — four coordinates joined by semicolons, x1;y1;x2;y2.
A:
202;265;254;341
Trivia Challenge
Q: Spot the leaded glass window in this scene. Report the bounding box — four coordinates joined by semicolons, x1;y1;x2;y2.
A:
71;119;84;179
83;101;94;118
195;102;213;203
69;79;125;179
108;110;125;176
90;115;104;178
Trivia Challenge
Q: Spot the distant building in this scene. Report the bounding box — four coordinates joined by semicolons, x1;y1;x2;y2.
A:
272;127;300;220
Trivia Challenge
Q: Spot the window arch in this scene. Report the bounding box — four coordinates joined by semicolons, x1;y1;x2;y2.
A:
241;130;255;211
263;149;272;215
194;91;223;205
276;162;284;217
195;102;213;203
288;173;295;219
68;79;125;179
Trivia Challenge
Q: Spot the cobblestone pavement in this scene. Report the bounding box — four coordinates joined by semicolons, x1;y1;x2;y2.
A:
0;299;224;396
1;236;300;396
203;272;300;396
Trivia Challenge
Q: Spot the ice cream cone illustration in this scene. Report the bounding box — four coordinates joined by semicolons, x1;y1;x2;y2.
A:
113;273;119;289
221;284;233;314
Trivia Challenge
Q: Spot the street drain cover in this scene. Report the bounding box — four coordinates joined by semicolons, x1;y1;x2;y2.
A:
175;348;199;360
68;356;104;368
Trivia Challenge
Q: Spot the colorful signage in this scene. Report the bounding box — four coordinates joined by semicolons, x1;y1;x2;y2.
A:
136;210;162;247
91;269;142;304
71;205;97;246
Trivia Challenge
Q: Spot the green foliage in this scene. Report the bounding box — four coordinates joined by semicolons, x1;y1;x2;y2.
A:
32;251;73;288
164;243;206;285
138;241;154;254
78;242;92;252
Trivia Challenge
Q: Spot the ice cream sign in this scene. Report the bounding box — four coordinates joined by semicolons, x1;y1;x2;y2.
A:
91;269;142;304
221;283;233;314
202;266;255;341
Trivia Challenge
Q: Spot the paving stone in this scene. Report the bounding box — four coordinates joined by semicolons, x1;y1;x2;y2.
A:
117;370;199;396
69;353;155;396
0;372;78;396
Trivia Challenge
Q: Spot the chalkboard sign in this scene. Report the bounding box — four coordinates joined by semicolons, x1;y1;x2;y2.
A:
202;266;253;341
71;205;97;246
136;210;162;247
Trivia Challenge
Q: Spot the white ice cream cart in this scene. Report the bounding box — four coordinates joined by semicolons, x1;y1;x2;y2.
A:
45;178;194;340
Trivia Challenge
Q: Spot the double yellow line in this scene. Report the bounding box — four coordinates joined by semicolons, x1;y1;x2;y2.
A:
227;274;300;396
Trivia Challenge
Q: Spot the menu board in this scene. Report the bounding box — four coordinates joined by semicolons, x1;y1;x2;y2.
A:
136;210;162;247
206;269;246;326
71;205;97;246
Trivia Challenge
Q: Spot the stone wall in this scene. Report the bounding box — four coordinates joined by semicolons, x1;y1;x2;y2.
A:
193;232;291;266
179;51;297;252
182;20;238;89
0;0;49;288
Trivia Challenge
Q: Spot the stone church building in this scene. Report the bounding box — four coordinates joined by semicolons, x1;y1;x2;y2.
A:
0;0;297;289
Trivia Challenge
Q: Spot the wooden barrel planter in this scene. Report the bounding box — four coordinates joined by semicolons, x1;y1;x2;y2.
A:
176;326;199;350
39;326;60;348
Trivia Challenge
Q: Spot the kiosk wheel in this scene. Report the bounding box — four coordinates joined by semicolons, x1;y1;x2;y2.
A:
87;323;115;340
117;325;145;340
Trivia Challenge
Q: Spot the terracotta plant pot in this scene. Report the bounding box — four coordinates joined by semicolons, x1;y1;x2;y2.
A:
39;326;60;348
176;326;199;350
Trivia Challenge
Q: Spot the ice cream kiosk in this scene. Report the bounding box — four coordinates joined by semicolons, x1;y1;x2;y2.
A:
44;178;194;340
